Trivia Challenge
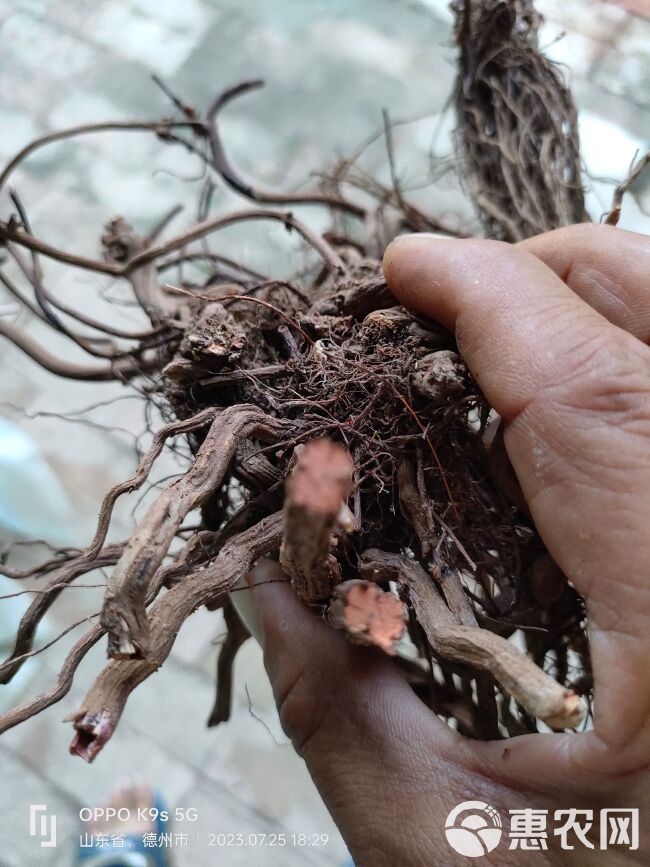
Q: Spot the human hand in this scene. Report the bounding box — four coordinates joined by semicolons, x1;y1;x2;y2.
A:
244;224;650;865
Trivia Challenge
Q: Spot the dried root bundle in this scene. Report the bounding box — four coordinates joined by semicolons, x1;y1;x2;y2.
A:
2;0;624;761
453;0;588;240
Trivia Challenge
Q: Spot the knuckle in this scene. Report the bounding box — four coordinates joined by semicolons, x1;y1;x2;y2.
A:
552;327;650;428
559;222;617;246
560;328;650;415
465;239;523;275
519;328;650;502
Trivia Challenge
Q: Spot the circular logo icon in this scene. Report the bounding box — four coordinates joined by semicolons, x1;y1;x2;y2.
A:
445;801;502;857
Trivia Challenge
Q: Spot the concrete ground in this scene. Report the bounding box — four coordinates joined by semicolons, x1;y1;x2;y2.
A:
0;1;648;864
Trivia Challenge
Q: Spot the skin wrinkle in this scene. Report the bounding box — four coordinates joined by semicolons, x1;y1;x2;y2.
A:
512;412;646;499
517;465;647;603
272;660;316;754
567;733;650;786
495;318;625;412
379;710;460;783
566;263;635;329
561;400;650;437
591;609;649;644
311;723;462;863
333;679;393;755
471;747;586;812
520;224;650;343
513;382;650;464
360;765;497;866
586;648;650;751
517;420;648;522
591;598;646;640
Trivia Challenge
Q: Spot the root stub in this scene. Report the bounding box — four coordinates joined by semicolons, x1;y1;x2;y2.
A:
328;580;407;655
69;709;114;763
280;439;353;603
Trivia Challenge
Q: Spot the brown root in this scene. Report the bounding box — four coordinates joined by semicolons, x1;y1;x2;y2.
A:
452;0;588;240
71;513;282;761
207;598;250;727
605;149;650;226
360;550;586;730
280;439;353;602
0;544;124;684
101;407;291;658
0;624;104;736
205;79;366;219
0;1;597;755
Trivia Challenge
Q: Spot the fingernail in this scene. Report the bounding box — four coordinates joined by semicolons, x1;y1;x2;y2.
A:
383;233;457;274
389;232;453;244
385;233;461;258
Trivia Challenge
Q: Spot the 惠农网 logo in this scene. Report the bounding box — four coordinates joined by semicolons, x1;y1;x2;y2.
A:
445;801;502;857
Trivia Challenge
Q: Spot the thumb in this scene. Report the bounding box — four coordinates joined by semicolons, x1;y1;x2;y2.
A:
384;234;650;760
237;560;473;865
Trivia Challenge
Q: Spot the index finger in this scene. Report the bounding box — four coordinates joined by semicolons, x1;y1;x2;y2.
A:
519;224;650;343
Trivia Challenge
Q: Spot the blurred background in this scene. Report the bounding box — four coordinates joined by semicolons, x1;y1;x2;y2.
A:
0;0;648;864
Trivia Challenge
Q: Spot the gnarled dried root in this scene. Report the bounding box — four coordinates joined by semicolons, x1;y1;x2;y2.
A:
0;624;104;736
0;15;597;755
453;0;587;240
101;407;290;658
89;406;221;558
0;543;124;684
71;512;283;761
360;550;586;730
